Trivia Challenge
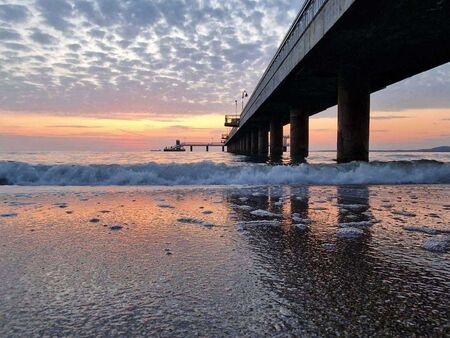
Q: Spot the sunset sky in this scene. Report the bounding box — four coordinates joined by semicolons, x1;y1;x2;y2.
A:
0;0;449;151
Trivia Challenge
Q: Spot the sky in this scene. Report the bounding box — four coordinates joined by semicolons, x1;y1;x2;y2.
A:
0;0;449;151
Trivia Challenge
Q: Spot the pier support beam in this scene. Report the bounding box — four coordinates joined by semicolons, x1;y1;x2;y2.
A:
250;129;258;156
190;146;193;152
270;119;283;159
258;126;269;156
246;133;252;155
337;69;370;163
290;107;309;162
206;145;209;152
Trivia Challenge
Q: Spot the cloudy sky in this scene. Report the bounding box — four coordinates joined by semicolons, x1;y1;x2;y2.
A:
0;0;449;151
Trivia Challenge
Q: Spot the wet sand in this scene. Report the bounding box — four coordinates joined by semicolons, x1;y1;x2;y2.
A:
0;185;449;336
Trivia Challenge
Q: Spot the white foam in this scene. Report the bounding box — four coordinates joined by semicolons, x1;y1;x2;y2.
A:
321;243;336;250
0;212;17;217
157;204;175;209
293;223;308;230
177;217;214;228
236;220;281;227
421;237;450;252
250;209;282;217
338;204;367;211
0;160;448;186
403;226;450;235
392;210;416;217
337;227;364;238
338;221;373;228
292;217;312;224
230;204;253;211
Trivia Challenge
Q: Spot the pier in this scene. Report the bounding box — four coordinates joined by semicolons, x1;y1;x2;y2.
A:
180;142;225;152
224;0;450;162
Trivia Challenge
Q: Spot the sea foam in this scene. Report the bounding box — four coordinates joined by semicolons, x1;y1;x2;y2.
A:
0;160;448;186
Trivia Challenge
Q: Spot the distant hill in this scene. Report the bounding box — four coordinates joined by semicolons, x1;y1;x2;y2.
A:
381;146;450;153
418;146;450;152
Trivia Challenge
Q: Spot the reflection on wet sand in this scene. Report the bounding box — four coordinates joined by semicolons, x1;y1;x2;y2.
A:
0;186;448;336
226;185;449;336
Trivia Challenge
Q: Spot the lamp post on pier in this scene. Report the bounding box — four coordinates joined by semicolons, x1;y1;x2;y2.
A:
241;90;248;111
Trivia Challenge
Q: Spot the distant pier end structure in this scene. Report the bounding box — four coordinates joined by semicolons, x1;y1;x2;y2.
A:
180;141;226;152
224;0;450;162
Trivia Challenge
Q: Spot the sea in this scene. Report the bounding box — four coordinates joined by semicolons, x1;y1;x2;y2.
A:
0;150;449;185
0;151;449;336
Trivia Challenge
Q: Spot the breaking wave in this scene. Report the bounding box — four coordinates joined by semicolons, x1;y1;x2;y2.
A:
0;160;449;186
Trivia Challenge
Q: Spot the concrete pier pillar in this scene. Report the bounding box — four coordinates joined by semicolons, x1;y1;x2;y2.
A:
250;129;258;156
270;119;283;158
337;69;370;163
222;146;225;152
190;146;193;152
246;133;252;155
290;108;309;162
258;127;269;156
206;145;209;152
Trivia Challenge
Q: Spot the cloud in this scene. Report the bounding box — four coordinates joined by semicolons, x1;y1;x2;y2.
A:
29;29;57;45
0;0;448;122
0;4;29;23
2;42;30;51
372;62;450;111
36;0;74;32
371;115;410;120
0;28;21;41
47;125;99;128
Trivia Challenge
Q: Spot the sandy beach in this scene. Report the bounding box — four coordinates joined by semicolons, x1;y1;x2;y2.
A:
0;184;448;336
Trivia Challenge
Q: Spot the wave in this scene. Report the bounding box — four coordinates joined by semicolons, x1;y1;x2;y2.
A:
0;160;449;186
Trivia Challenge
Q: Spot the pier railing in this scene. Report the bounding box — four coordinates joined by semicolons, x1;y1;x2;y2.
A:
238;0;328;125
224;115;240;127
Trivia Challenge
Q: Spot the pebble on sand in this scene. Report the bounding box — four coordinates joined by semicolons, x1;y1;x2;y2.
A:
89;218;101;223
109;225;123;231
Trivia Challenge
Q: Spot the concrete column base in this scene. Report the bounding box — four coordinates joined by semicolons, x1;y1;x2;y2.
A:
270;119;283;159
250;129;258;155
337;69;370;163
245;133;251;155
258;127;269;156
290;108;309;163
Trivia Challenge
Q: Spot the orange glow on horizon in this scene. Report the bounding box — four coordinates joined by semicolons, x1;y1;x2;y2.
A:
0;108;448;151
